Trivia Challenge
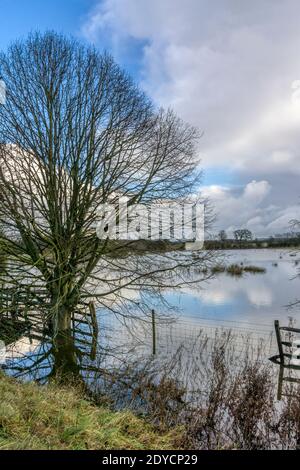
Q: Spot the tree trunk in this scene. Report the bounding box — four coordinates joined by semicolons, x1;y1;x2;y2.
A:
51;305;81;382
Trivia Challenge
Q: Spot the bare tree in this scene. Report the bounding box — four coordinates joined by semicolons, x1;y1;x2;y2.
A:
218;230;227;243
0;32;212;377
290;219;300;235
234;229;253;246
288;219;300;309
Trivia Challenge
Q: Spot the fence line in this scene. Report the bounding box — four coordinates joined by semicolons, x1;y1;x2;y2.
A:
99;310;279;360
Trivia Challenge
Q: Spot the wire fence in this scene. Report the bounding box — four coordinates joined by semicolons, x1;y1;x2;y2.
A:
97;311;279;362
2;303;285;378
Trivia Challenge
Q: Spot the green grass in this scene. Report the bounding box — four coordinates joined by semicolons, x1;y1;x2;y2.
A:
211;264;226;274
226;264;244;276
242;265;266;274
0;373;181;450
210;263;267;276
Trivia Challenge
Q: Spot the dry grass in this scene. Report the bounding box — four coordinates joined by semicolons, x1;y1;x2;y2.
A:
90;332;300;450
2;330;300;450
0;373;180;450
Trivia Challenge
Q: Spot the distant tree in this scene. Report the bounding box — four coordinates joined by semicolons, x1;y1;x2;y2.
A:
218;230;227;242
289;218;300;308
290;220;300;239
234;229;253;246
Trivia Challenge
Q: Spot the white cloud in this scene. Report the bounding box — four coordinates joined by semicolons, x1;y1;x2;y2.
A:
201;179;300;236
246;286;273;307
82;1;300;167
82;0;300;234
184;274;273;307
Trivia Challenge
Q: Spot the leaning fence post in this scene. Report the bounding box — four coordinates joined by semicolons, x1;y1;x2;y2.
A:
89;302;98;337
89;301;99;360
275;320;284;365
71;311;75;338
277;364;284;400
151;309;156;355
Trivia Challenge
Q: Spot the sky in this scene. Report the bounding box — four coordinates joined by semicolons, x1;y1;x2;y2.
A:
1;0;300;237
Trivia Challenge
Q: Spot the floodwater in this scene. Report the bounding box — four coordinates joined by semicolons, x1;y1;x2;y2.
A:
2;248;300;383
166;248;300;329
96;248;300;359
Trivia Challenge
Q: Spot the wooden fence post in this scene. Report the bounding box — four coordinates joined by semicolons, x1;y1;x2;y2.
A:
274;320;284;365
277;364;284;400
89;301;99;361
151;309;156;355
71;311;75;338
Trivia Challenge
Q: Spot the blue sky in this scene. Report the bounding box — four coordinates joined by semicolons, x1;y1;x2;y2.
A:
0;0;91;50
0;0;236;186
0;0;144;76
1;0;300;236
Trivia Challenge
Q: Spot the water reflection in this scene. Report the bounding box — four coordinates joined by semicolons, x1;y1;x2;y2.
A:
3;332;105;384
165;249;300;328
1;249;300;390
2;315;146;385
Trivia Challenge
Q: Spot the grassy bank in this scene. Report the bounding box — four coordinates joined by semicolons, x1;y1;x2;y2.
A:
0;373;180;450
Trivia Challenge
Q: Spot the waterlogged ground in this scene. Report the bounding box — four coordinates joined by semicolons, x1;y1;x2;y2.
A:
166;248;300;327
96;248;300;360
2;248;300;383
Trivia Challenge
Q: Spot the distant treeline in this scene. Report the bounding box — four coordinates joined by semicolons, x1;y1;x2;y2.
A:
204;237;300;250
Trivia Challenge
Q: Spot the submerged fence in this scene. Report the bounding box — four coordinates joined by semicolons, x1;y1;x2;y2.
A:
1;287;285;370
97;309;279;362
